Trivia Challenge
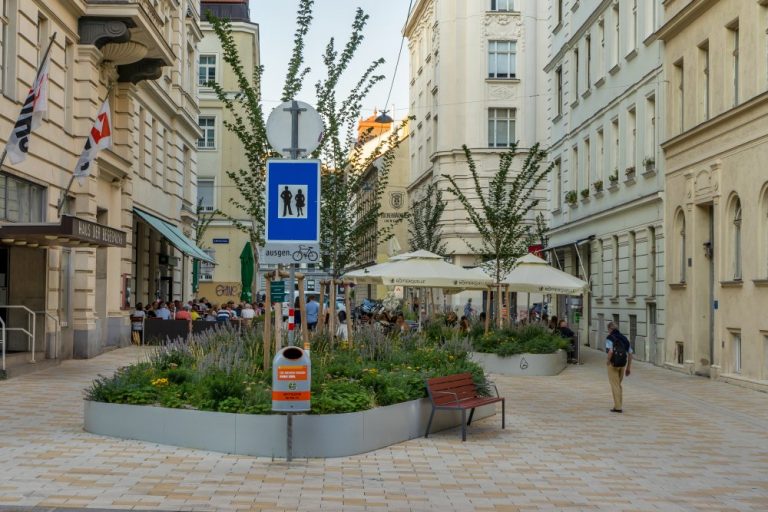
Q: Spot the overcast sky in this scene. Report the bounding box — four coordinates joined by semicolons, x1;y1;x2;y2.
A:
249;0;411;122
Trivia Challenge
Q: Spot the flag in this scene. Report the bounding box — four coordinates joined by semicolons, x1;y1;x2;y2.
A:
5;54;50;164
73;99;112;184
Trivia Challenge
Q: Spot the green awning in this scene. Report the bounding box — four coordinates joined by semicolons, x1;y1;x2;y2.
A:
134;208;215;264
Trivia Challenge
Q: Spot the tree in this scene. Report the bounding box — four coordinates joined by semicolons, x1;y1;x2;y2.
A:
443;143;552;328
408;182;448;256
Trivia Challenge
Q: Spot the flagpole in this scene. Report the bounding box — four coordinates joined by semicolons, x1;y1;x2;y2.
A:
57;85;114;217
0;33;57;174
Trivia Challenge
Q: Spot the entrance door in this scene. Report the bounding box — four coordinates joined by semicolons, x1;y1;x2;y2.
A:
160;276;173;302
647;303;658;365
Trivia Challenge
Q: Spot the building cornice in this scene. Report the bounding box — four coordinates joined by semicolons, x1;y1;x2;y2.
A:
652;0;719;42
548;192;663;235
544;0;614;73
404;0;430;38
661;89;768;151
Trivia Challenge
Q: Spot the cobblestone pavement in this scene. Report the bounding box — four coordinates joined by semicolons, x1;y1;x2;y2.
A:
0;346;767;512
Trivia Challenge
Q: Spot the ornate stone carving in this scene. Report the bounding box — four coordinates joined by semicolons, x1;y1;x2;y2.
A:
101;41;148;65
117;58;165;84
693;169;713;203
78;18;134;49
488;84;516;100
481;13;524;51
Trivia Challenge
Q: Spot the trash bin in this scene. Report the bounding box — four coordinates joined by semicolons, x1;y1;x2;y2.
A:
272;346;311;412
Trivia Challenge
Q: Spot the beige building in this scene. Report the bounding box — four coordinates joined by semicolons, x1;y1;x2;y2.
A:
404;0;550;309
196;0;259;304
0;0;206;374
656;0;768;389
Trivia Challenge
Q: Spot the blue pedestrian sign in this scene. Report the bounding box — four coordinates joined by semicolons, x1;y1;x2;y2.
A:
265;159;321;245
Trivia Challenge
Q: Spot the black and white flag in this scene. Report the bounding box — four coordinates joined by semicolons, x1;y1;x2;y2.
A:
5;53;50;164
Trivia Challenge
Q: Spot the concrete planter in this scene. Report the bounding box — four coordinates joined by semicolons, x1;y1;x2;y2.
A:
470;350;567;376
84;398;496;458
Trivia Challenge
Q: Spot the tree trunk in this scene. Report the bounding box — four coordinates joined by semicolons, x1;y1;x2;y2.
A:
318;281;326;334
484;287;491;335
344;282;352;343
263;272;272;372
329;279;337;342
251;236;259;304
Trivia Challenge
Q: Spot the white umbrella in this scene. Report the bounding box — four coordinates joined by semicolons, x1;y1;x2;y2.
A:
344;250;493;289
500;253;588;294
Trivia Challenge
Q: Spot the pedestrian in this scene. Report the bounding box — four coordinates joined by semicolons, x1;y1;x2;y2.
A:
155;301;171;320
464;297;473;319
558;319;576;363
605;321;632;413
459;315;470;334
294;297;302;329
131;302;145;345
305;295;319;331
336;308;348;340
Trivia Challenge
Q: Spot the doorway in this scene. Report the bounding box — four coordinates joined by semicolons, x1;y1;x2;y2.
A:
647;303;658;365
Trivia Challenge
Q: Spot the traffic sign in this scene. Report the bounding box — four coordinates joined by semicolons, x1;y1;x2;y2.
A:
265;159;320;246
270;280;286;302
260;243;320;265
266;100;324;159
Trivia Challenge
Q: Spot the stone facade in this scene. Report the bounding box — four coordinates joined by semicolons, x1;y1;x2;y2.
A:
404;0;549;310
656;0;768;389
0;0;201;362
545;0;666;362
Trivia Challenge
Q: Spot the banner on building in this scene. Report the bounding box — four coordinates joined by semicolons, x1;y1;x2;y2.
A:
5;51;51;164
74;99;112;184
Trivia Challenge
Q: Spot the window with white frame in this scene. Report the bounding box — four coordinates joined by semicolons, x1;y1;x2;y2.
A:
612;4;620;68
648;226;657;296
555;67;563;117
197;116;216;149
611;118;619;176
627;107;636;172
586;35;592;88
596;128;604;181
676;209;686;283
488;108;516;147
598;18;605;79
573;48;580;98
584;137;591;186
675;59;685;133
629;0;637;53
597;239;604;297
200;249;215;281
699;41;710;121
197;178;215;212
729;21;739;107
732;332;742;374
488;41;517;79
612;235;619;297
491;0;513;11
571;145;579;193
198;54;216;86
628;231;636;297
732;196;742;280
554;158;562;210
645;95;656;164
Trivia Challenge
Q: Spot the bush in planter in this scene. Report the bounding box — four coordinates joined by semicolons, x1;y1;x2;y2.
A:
564;190;578;204
593;180;604;192
472;324;569;356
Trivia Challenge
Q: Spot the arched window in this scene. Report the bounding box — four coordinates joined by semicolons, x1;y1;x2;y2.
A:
732;197;742;280
676;210;686;283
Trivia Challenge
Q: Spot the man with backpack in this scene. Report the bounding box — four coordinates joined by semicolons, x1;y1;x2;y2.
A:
605;322;632;413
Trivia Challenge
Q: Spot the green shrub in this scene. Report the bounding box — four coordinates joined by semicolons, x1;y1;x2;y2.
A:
472;324;568;356
312;380;375;414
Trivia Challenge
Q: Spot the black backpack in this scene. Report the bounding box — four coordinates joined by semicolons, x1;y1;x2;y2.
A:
610;333;629;367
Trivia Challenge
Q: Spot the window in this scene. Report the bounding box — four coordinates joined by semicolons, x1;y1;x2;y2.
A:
182;145;191;203
197;178;215;212
612;4;620;68
648;226;656;296
629;314;637;352
676;341;685;365
555;67;563;117
59;249;71;327
585;35;592;89
597;239;605;297
627;107;636;172
584;137;591;186
644;0;656;38
612;235;619;297
138;107;146;177
732;332;742;374
64;39;74;133
0;173;45;222
732;196;742;280
198;54;216;86
612;313;620;329
488;108;516;147
629;0;637;53
628;231;636;298
764;336;768;380
491;0;513;11
571;145;579;193
674;59;685;133
557;0;563;26
676;209;686;283
598;19;605;79
573;49;579;98
200;249;215;281
645;95;656;163
596;128;604;181
554;158;562;210
729;21;739;107
197;116;215;149
611;118;619;176
699;41;709;121
36;12;48;65
488;41;516;79
151;118;158;184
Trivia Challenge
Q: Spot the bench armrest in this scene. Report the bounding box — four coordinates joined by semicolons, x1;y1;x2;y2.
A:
486;380;501;398
431;390;460;407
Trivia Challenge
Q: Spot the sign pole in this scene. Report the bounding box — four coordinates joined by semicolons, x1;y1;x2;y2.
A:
263;272;273;372
286;413;293;462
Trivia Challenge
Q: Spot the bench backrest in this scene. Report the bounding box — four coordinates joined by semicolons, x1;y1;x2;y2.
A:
426;372;479;405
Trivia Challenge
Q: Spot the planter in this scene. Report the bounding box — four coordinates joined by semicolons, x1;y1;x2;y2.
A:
470;350;567;376
84;397;496;458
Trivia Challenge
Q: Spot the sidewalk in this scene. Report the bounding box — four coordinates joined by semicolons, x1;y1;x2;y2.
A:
0;346;766;511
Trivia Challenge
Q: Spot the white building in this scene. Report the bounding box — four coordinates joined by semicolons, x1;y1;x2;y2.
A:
544;0;665;363
404;0;549;310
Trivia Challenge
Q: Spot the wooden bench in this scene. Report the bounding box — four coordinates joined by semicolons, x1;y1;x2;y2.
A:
425;372;505;441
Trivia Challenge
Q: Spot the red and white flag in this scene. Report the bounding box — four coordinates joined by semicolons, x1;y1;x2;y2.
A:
73;99;112;184
5;53;50;164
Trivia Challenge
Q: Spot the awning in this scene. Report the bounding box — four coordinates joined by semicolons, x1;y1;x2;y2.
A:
541;235;595;252
134;208;215;264
0;215;127;248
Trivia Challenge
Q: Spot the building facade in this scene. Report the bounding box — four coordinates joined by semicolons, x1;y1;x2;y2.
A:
544;0;666;362
196;0;259;304
656;0;768;389
404;0;549;308
0;0;205;372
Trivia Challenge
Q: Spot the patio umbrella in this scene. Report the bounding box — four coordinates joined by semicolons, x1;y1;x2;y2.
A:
192;259;199;294
239;241;254;302
472;254;588;294
344;250;493;290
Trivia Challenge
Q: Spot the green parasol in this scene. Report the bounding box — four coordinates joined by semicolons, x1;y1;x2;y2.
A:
240;241;254;302
192;259;199;294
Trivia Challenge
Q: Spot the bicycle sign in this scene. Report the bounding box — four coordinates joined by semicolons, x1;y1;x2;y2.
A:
260;243;321;265
292;245;318;262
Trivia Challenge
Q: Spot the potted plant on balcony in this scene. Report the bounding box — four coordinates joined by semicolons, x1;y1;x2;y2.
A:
593;180;604;193
608;170;619;187
643;156;656;173
565;190;578;205
580;188;590;199
625;166;636;179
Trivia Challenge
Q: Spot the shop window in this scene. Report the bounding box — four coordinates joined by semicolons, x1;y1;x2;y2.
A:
0;173;45;222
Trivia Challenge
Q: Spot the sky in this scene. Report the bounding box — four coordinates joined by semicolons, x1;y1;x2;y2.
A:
249;0;412;122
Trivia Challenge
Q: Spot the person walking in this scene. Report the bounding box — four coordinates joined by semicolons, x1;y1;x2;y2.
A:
605;322;632;413
558;319;576;363
464;298;474;319
305;295;319;331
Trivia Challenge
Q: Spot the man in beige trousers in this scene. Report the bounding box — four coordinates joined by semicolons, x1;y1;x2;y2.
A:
605;322;632;413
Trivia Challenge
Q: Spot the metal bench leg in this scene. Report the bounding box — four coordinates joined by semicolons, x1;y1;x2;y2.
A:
425;407;436;438
502;398;506;429
467;408;475;426
461;409;467;441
